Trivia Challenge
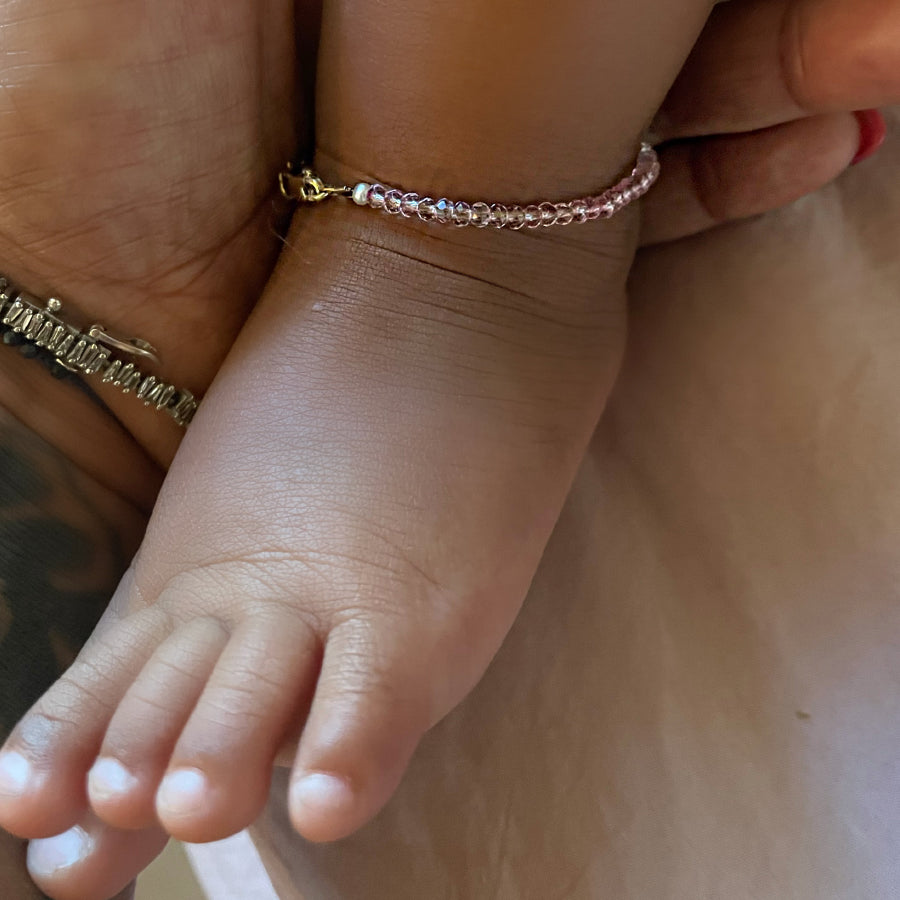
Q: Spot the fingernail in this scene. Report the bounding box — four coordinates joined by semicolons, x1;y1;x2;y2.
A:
156;768;209;820
289;772;355;820
0;751;33;798
27;826;93;876
852;109;887;166
88;758;138;802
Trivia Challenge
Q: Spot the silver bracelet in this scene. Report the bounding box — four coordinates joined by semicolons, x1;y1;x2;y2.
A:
0;276;197;427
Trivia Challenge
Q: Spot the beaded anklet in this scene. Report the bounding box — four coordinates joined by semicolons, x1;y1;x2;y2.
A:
280;143;659;229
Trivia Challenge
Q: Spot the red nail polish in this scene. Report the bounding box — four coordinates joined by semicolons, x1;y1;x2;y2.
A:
852;109;887;166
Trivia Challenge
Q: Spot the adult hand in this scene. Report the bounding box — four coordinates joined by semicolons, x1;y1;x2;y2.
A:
0;0;311;485
0;1;311;898
642;0;899;244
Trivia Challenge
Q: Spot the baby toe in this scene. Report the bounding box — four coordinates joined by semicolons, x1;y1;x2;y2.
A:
288;617;436;844
155;613;320;842
27;815;167;900
88;617;230;830
0;609;169;839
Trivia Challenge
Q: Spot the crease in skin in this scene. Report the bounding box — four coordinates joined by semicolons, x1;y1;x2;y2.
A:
778;0;815;116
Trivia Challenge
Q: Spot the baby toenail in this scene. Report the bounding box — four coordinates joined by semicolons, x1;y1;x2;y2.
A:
289;773;355;819
88;758;138;801
157;768;210;820
0;751;34;798
27;826;93;876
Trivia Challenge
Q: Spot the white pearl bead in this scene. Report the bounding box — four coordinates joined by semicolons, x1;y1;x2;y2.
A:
352;183;371;206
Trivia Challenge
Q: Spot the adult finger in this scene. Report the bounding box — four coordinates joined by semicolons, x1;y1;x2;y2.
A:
641;111;866;246
657;0;900;140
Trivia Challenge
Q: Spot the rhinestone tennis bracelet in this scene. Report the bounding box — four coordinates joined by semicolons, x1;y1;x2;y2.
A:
0;276;197;427
280;143;659;228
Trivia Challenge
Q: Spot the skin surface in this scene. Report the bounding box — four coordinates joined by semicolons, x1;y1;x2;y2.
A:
0;0;892;896
0;0;718;857
0;0;304;486
249;105;900;900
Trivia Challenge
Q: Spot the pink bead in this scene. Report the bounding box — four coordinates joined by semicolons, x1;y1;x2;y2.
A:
471;202;492;228
507;207;526;230
367;184;387;208
524;205;542;228
434;199;454;224
570;199;589;223
384;190;404;214
452;201;473;226
400;193;420;217
538;202;558;227
554;204;574;226
490;204;509;228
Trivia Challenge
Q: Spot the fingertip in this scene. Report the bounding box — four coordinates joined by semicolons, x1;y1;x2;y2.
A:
852;109;887;165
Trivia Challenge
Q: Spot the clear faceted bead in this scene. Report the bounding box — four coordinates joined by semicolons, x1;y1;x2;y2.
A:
471;202;492;228
507;207;526;230
417;198;436;222
570;200;589;223
539;203;558;227
490;204;509;228
599;200;616;218
554;204;574;226
524;205;542;228
367;184;387;208
434;199;454;224
400;193;420;217
384;190;404;213
452;201;473;226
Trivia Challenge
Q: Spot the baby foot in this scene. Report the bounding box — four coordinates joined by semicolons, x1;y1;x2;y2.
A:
0;195;637;845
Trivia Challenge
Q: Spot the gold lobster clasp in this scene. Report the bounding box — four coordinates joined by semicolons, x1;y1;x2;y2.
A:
278;163;352;203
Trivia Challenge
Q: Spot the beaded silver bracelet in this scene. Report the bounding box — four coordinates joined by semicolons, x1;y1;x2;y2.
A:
280;143;659;229
0;276;197;427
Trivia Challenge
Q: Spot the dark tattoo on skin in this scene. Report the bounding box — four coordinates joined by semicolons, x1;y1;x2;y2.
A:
0;411;145;899
0;427;130;734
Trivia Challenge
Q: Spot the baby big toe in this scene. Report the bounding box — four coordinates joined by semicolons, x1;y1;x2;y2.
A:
155;613;320;843
289;617;438;844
